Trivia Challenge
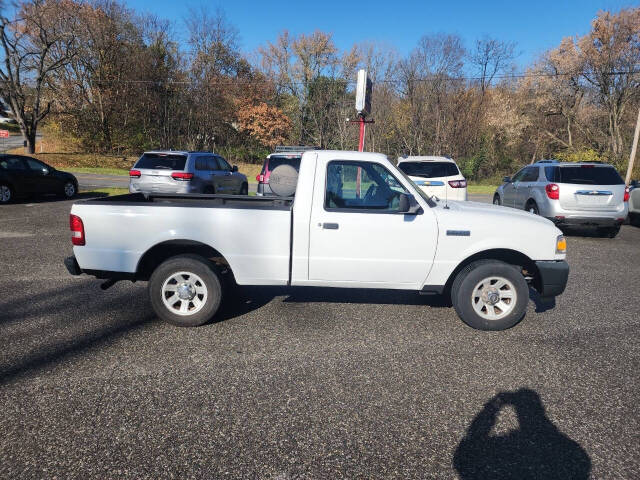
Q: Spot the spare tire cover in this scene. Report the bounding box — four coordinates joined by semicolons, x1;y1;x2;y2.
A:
269;164;298;197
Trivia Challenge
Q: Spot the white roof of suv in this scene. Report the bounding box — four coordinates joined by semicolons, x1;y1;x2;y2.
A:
397;156;456;164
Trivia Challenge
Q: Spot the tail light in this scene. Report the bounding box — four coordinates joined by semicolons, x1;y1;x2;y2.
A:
129;169;141;178
70;214;85;246
448;179;467;188
256;174;265;183
171;172;193;181
624;186;629;202
545;183;560;200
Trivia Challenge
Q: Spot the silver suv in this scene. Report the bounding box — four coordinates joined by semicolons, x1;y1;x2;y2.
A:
129;151;248;195
494;160;629;237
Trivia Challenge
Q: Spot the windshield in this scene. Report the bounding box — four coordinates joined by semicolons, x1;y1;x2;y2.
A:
546;165;624;185
135;153;187;170
397;161;459;178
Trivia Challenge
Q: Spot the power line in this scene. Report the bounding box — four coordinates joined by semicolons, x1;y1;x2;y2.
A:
73;69;640;88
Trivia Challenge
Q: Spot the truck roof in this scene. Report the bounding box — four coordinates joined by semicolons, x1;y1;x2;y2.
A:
142;150;212;155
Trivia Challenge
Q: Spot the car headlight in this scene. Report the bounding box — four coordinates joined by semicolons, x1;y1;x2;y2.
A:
556;235;567;254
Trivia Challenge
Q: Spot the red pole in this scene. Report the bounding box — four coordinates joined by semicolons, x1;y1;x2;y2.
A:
358;117;365;152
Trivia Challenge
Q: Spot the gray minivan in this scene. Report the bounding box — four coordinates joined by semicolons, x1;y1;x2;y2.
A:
129;151;248;195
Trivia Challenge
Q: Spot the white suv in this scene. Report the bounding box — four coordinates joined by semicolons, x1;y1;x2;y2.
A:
397;156;467;201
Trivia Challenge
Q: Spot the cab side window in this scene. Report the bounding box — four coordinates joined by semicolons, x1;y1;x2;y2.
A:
522;167;540;182
1;157;27;170
217;156;232;172
325;161;408;211
511;169;527;182
195;156;208;171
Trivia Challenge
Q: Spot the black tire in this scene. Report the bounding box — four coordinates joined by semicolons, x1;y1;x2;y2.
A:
240;183;248;195
493;194;501;206
525;200;539;215
629;213;640;227
148;254;222;327
451;260;529;331
0;183;13;204
596;225;620;238
203;186;215;194
61;181;77;199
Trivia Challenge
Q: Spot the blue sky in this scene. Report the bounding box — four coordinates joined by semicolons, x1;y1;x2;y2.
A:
128;0;635;67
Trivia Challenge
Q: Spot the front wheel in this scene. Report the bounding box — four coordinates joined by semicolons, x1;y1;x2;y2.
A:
148;254;222;327
451;260;529;331
240;183;248;195
493;194;501;206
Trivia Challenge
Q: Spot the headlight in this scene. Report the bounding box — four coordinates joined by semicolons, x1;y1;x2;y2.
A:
556;235;567;254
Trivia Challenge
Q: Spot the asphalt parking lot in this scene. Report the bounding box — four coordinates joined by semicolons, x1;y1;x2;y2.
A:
1;195;639;479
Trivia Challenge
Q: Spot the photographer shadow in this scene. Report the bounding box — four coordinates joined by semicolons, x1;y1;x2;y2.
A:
453;388;591;480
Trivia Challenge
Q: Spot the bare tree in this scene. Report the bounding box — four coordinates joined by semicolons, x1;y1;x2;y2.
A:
470;35;516;94
0;0;78;152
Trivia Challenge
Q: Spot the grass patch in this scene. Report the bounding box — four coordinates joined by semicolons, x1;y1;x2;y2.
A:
80;187;129;196
69;167;130;176
467;184;498;194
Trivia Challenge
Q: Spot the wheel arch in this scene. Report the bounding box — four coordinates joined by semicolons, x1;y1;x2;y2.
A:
136;239;233;281
443;248;540;298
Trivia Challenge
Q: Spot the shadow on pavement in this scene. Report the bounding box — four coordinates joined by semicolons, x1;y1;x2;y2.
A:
528;288;556;313
453;388;591;480
0;283;154;385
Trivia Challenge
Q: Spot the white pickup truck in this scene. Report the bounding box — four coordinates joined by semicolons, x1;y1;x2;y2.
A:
65;150;569;331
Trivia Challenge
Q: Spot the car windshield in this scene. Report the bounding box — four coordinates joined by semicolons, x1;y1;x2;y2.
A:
549;166;624;185
135;153;187;170
266;156;301;173
397;161;459;178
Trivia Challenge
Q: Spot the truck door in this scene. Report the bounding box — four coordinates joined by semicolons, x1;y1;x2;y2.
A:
308;159;438;288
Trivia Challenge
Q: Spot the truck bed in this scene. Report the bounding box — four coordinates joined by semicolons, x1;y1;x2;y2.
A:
81;192;294;210
72;192;294;285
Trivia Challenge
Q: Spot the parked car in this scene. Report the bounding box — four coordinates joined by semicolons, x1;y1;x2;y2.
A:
129;151;248;195
66;150;568;332
0;154;77;204
0;115;16;124
629;179;640;227
396;156;467;201
256;146;318;196
494;160;629;237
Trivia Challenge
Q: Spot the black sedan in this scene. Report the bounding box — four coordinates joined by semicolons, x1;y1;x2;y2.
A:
0;154;78;204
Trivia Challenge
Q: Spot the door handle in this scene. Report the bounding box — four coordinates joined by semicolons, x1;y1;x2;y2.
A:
322;222;339;230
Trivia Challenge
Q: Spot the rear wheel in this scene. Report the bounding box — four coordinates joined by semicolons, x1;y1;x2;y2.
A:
240;183;248;195
0;183;12;204
525;200;539;215
203;186;215;194
493;194;501;206
148;254;222;327
62;181;76;199
451;260;529;331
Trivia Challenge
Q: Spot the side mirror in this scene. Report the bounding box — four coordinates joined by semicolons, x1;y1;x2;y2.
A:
232;165;238;172
398;193;422;214
503;176;511;183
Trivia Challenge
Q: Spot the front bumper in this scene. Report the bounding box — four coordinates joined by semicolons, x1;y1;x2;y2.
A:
535;260;569;298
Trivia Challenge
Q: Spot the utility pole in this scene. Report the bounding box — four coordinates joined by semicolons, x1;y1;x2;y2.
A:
625;106;640;185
